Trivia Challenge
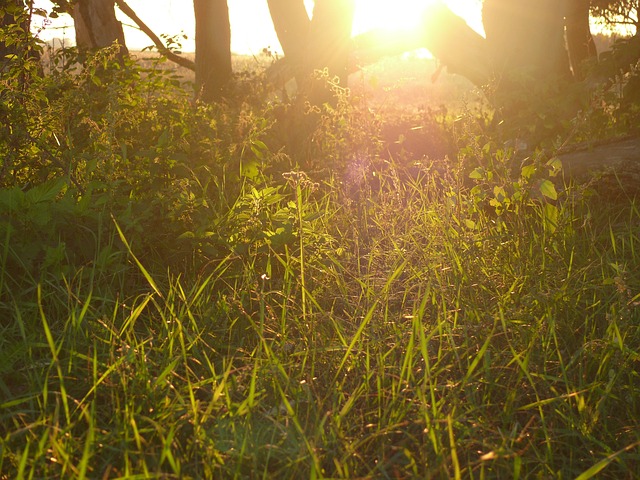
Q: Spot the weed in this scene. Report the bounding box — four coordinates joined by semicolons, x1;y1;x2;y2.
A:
1;17;639;478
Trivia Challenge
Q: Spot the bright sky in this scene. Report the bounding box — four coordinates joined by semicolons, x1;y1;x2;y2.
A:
33;0;484;55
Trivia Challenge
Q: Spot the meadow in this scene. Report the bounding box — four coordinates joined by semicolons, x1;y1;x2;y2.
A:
1;44;639;479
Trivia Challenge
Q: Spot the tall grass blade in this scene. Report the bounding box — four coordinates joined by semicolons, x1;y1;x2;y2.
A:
575;441;640;480
112;216;163;298
38;284;70;425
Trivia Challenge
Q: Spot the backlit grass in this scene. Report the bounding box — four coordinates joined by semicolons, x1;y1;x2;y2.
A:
1;151;638;478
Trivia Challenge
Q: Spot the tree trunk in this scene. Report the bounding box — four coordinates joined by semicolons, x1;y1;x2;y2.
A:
267;0;354;104
72;0;128;57
193;0;232;102
304;0;355;104
565;0;598;79
483;0;570;80
422;2;490;88
267;0;310;84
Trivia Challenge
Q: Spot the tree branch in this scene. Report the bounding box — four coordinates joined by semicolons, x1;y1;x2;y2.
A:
114;0;195;71
265;4;491;90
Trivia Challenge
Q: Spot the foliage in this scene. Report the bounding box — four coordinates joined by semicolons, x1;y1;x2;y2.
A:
591;0;640;34
1;9;640;480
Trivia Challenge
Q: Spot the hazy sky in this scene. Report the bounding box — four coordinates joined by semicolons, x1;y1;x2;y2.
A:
33;0;484;54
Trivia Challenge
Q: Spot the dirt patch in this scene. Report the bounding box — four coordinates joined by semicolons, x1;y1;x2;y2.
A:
558;136;640;197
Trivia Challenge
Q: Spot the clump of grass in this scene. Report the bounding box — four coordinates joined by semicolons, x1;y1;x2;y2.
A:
1;32;639;477
2;141;639;477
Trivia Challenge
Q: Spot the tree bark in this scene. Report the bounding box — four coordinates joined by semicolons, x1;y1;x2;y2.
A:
267;0;310;84
483;0;570;80
193;0;232;102
565;0;598;79
303;0;355;104
422;2;490;88
267;0;355;104
72;0;128;58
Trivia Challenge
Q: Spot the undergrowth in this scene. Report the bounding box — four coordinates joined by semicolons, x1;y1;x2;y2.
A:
1;16;639;479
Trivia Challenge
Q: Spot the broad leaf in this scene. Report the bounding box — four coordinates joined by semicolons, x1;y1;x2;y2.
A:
539;180;558;200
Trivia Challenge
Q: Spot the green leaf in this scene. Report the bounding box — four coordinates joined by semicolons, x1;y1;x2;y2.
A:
113;217;163;299
539;180;558;200
464;219;476;230
249;139;268;160
546;157;563;177
544;203;558;234
156;129;170;149
241;160;260;179
469;167;485;180
520;164;536;180
303;212;323;222
25;177;66;204
493;186;507;203
0;187;24;210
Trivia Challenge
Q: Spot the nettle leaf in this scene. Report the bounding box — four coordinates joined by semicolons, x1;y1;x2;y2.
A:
539;180;558;200
25;177;66;204
0;187;24;211
521;164;537;180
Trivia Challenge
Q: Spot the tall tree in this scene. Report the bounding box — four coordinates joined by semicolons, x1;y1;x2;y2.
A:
267;0;310;84
566;0;598;79
193;0;232;102
306;0;354;88
591;0;639;35
71;0;128;58
482;0;570;80
419;1;599;87
422;2;490;87
267;0;354;104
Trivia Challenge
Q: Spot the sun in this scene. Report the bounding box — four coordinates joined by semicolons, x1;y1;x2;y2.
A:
352;0;485;38
353;0;436;35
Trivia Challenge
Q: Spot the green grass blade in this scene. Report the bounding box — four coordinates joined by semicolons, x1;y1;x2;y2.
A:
575;441;640;480
112;216;163;298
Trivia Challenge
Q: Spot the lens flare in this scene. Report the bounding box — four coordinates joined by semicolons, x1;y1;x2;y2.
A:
353;0;435;35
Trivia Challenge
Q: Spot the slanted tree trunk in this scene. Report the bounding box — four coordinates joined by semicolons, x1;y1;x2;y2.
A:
422;2;490;87
193;0;232;102
72;0;128;58
267;0;310;85
267;0;354;104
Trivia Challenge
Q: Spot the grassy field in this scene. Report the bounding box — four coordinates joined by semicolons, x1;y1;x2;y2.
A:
1;44;639;479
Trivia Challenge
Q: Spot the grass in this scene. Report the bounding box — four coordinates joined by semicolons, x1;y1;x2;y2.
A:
1;35;639;477
1;146;639;478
